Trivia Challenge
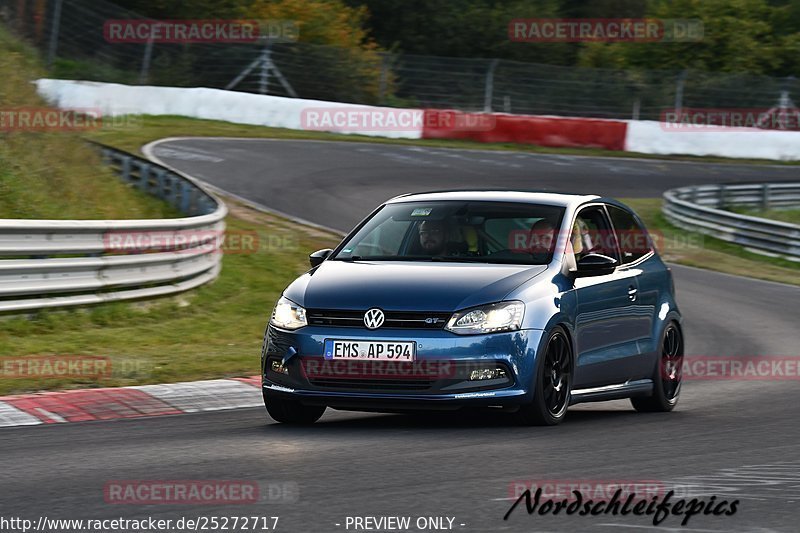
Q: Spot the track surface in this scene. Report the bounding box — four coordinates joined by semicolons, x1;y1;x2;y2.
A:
150;138;800;230
3;139;800;533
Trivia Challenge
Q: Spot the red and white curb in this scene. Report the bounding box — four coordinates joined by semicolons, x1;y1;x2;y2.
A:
0;376;262;428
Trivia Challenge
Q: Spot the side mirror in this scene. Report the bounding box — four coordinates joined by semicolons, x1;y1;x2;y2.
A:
309;249;333;268
575;253;618;277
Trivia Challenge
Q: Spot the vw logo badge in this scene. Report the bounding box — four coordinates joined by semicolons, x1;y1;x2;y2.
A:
364;308;385;330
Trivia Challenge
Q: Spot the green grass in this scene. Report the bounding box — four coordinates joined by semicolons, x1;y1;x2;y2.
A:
0;25;175;220
728;207;800;225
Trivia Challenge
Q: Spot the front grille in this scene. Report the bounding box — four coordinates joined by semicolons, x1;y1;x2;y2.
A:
306;309;452;329
306;377;436;391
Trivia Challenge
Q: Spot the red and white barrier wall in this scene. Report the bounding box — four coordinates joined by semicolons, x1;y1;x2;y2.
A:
36;79;800;160
422;110;628;151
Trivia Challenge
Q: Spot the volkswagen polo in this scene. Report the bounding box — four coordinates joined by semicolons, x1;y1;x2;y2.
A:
262;191;683;425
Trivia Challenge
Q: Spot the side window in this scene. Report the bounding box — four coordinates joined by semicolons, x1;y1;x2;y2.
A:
607;205;653;264
484;217;539;253
570;206;618;263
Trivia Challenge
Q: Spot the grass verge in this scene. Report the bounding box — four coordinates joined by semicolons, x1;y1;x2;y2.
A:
0;25;175;220
728;207;800;225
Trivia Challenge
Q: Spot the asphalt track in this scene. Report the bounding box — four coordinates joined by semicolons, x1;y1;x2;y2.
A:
3;138;800;533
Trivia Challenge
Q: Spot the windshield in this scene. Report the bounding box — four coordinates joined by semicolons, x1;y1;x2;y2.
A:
333;201;565;265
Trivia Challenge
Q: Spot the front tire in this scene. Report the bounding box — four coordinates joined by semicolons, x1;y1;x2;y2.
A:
632;322;683;413
517;327;572;426
264;392;326;424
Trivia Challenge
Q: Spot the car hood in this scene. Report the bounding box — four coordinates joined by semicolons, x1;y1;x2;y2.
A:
284;260;549;312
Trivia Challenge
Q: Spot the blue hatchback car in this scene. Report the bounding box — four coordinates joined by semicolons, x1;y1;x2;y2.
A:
262;191;683;425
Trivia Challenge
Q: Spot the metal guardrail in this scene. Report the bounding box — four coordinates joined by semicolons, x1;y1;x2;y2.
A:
0;145;227;313
663;183;800;260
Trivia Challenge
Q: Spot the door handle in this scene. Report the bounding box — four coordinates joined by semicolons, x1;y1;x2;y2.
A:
627;286;638;301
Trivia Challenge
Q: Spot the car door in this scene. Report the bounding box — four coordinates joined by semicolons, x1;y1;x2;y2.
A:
606;204;660;381
571;204;645;389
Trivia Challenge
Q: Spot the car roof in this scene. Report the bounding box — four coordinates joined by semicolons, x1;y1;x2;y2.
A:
386;190;600;209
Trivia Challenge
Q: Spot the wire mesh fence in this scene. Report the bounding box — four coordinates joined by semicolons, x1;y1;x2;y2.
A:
1;0;797;122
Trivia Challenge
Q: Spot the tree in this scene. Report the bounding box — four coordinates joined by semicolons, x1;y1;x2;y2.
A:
577;0;789;75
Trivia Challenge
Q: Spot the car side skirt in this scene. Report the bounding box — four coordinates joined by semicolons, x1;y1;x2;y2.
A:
569;379;653;405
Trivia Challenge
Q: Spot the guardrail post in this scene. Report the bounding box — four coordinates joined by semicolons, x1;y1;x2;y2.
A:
169;175;180;208
138;162;151;192
120;156;132;183
180;181;192;213
718;185;727;209
762;184;771;211
155;169;167;199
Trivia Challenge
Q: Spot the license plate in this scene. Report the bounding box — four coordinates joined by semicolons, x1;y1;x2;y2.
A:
324;340;416;361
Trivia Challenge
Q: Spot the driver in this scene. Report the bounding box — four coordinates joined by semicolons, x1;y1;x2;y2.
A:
529;219;556;254
418;220;446;255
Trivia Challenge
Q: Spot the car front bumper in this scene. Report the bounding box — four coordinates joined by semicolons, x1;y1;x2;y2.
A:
262;325;545;410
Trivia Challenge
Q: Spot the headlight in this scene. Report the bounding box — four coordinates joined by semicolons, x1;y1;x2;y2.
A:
445;301;524;335
270;296;307;330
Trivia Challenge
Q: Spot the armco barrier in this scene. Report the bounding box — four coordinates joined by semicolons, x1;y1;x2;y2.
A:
422;110;628;151
0;145;227;313
663;183;800;259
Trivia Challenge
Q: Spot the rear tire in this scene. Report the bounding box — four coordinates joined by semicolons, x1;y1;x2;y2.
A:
632;322;683;413
264;393;326;424
517;327;572;426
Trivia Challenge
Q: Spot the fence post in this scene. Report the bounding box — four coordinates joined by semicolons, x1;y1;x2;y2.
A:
46;0;64;69
632;97;641;120
762;184;771;211
378;53;390;105
718;185;727;209
484;58;499;112
140;36;155;85
674;70;688;114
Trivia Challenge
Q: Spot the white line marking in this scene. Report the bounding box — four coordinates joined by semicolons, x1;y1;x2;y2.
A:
34;408;67;423
0;402;43;427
